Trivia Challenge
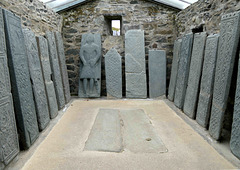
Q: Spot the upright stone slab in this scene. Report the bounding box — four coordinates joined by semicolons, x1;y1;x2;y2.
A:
0;8;19;168
37;36;58;119
104;48;122;98
168;39;182;101
196;34;219;128
230;52;240;160
183;32;207;118
78;33;101;98
209;11;240;140
3;9;39;149
23;29;50;131
46;32;65;109
149;50;166;98
125;30;147;98
55;32;71;103
174;33;193;109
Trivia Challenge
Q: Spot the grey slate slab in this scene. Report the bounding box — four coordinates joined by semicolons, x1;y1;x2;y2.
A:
183;32;207;118
209;11;240;140
37;36;58;119
0;7;19;168
196;34;219;128
149;50;166;98
230;51;240;160
174;33;193;109
78;33;101;98
46;32;65;109
125;30;147;98
23;29;50;131
104;48;122;98
3;9;39;149
168;39;182;101
55;32;71;103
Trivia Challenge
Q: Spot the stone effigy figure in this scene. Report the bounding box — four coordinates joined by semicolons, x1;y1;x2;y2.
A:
79;33;101;97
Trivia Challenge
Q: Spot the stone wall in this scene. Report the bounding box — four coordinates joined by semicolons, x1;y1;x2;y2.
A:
60;0;179;96
0;0;62;35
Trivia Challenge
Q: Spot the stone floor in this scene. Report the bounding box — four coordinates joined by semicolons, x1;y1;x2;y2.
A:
8;99;240;170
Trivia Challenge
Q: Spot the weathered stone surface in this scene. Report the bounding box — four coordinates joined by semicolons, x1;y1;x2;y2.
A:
0;8;19;168
55;32;71;103
149;50;166;98
196;34;219;128
46;31;65;109
37;36;58;119
104;48;122;98
183;32;207;118
168;39;182;101
3;9;39;149
209;12;240;140
174;33;193;109
125;30;147;98
78;33;101;98
23;29;50;131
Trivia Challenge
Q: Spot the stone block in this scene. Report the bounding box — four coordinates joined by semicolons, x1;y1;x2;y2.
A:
149;50;166;98
183;32;207;118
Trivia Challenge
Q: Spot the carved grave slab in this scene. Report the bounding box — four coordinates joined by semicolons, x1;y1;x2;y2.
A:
23;29;50;131
46;32;65;109
104;48;122;98
78;33;101;98
174;33;193;109
55;32;71;103
209;11;240;140
183;32;207;118
168;39;182;101
125;30;147;98
3;9;39;149
0;7;19;168
37;36;58;119
149;50;166;98
196;34;219;128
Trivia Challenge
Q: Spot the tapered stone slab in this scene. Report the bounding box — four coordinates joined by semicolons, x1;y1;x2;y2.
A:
209;11;240;140
104;48;122;98
183;32;207;118
55;32;71;103
196;34;219;128
23;29;50;131
168;39;182;101
174;33;193;109
149;50;166;98
46;32;65;109
125;30;147;98
78;33;101;98
3;9;39;149
0;7;19;168
37;36;58;119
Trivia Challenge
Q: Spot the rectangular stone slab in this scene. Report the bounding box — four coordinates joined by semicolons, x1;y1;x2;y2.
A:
183;32;207;118
125;30;147;98
55;32;71;103
149;50;166;98
3;9;39;149
104;48;122;98
196;34;219;128
168;39;182;101
84;109;122;152
209;11;240;140
23;29;50;131
46;31;65;109
37;36;59;119
0;7;19;168
78;33;101;98
174;33;193;109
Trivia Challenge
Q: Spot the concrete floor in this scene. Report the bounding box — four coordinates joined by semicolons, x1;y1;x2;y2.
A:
12;99;240;169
